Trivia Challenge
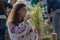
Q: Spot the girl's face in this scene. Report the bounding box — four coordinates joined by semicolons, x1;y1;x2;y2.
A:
18;7;27;18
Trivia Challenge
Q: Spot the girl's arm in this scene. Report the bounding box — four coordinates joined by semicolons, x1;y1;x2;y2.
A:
6;23;16;34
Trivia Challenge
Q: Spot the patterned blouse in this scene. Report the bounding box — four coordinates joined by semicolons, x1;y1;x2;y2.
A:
6;21;36;40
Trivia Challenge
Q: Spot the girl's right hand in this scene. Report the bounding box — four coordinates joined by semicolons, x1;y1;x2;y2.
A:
24;15;31;22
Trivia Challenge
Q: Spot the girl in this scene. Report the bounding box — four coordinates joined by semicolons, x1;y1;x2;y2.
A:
6;2;38;40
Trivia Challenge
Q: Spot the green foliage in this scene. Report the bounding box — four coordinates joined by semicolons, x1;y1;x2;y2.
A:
27;1;53;40
29;3;43;28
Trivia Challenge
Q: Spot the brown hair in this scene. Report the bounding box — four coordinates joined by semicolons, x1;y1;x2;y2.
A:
6;2;26;26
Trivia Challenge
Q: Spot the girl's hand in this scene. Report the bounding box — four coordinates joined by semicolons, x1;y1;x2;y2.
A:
24;15;31;22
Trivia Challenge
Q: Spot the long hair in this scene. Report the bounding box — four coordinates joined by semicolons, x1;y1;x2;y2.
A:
6;2;26;26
